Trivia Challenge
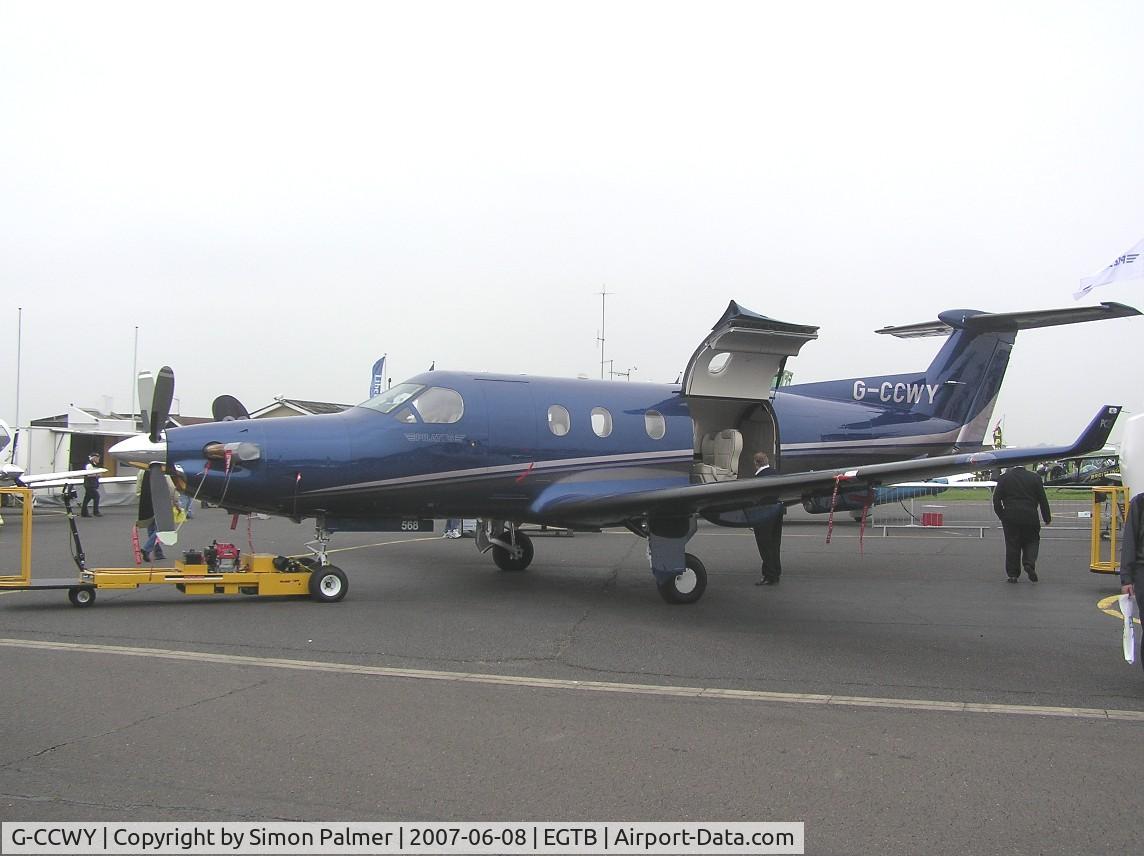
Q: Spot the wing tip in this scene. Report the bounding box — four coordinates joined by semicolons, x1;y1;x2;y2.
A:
1072;405;1121;454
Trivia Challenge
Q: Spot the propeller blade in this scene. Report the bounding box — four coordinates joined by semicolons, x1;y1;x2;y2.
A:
137;371;154;436
148;462;177;545
211;394;250;422
138;468;154;524
149;366;174;444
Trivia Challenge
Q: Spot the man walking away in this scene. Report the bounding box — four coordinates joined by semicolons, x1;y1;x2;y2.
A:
992;465;1051;582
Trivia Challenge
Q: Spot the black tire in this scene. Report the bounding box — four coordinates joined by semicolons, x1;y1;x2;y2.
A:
308;565;348;603
492;532;534;571
68;586;96;608
656;553;707;605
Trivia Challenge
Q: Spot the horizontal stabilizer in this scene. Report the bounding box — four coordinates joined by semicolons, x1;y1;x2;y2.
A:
877;302;1139;338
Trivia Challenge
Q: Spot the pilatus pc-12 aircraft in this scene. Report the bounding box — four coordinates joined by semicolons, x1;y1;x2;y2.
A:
109;300;1137;604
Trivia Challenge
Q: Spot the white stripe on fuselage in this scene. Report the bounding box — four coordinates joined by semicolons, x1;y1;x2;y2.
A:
301;448;694;496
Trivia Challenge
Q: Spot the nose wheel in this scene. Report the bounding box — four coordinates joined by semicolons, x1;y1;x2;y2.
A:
308;565;348;602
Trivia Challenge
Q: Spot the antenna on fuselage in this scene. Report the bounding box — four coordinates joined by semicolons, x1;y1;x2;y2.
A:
596;285;611;379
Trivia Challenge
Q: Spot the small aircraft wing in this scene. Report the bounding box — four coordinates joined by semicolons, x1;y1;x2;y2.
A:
537;405;1121;524
2;467;107;488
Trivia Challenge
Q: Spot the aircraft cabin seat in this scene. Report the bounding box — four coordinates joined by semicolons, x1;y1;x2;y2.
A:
692;429;743;483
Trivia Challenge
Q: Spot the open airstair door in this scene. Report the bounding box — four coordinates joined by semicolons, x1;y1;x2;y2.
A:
683;301;818;483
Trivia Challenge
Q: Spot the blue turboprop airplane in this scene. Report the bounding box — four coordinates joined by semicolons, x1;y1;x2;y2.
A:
109;300;1137;604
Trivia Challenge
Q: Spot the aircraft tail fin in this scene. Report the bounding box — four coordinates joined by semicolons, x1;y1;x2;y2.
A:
787;302;1138;449
877;302;1137;446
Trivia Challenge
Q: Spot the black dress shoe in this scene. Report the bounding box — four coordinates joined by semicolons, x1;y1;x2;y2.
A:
1026;570;1038;582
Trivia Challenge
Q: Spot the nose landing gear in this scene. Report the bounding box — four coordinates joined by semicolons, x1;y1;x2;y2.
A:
300;515;348;602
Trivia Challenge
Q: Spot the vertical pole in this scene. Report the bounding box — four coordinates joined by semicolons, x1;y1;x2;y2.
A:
14;307;22;431
131;326;139;421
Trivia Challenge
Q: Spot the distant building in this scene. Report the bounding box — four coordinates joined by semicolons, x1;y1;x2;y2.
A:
15;397;349;483
24;407;207;475
249;397;352;419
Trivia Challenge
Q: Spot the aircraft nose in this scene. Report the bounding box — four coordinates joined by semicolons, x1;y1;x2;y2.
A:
108;433;168;469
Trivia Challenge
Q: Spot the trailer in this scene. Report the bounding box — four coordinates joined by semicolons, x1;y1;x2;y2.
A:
0;486;347;606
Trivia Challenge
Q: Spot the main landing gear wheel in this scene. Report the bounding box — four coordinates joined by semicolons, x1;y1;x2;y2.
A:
68;586;96;608
656;553;707;605
492;532;534;572
308;565;348;603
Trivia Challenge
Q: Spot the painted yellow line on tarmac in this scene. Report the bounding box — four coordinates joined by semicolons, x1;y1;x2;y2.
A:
1098;594;1142;624
2;637;1141;722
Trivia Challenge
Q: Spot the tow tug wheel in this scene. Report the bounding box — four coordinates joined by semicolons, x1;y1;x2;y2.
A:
492;532;534;572
308;565;348;603
656;553;707;605
68;586;96;608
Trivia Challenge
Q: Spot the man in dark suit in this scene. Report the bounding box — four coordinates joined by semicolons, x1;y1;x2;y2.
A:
992;465;1052;582
751;452;785;586
1120;492;1144;671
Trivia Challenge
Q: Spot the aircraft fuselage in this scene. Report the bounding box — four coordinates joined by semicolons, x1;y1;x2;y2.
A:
166;369;990;527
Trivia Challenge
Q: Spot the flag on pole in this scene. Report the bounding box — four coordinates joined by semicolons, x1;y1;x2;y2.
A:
1074;236;1144;300
368;355;386;398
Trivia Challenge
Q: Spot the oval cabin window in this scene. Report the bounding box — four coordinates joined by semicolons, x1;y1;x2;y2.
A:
644;410;666;440
707;352;732;374
548;405;571;436
591;407;613;438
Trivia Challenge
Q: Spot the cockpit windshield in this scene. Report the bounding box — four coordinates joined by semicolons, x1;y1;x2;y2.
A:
358;384;465;424
358;383;424;414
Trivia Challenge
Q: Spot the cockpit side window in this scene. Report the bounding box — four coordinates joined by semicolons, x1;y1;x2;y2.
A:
359;383;424;414
412;387;464;424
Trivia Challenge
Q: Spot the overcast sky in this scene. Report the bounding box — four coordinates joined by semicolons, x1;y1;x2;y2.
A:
2;1;1142;446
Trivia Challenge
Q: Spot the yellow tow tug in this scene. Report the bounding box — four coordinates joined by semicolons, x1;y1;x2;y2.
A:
0;486;347;607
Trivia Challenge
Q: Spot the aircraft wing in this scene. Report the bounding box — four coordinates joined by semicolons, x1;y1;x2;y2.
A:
536;406;1120;525
2;467;107;488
